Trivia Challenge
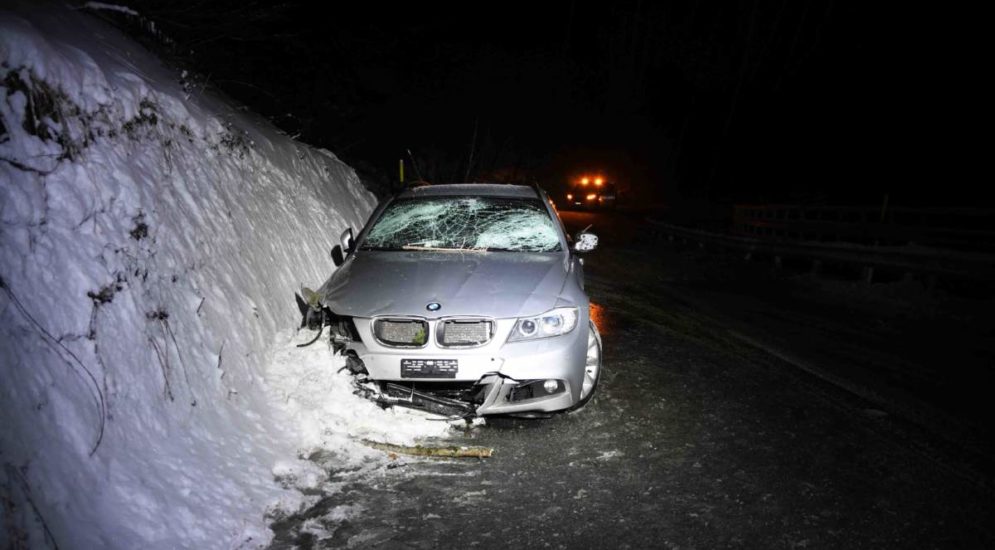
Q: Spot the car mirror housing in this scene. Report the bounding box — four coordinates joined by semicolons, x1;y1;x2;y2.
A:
331;244;345;266
573;232;598;253
340;228;355;253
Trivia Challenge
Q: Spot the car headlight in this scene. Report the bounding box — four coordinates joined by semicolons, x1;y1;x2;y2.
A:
507;307;578;342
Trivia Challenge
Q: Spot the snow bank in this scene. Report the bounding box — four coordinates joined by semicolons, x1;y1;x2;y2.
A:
267;331;451;469
0;3;443;548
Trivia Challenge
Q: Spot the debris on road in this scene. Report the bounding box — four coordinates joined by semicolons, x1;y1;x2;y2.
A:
364;440;493;459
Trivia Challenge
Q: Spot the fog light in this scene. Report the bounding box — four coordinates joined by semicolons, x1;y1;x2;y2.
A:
543;379;558;393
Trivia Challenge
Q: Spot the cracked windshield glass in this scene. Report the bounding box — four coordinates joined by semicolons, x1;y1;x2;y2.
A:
362;197;561;252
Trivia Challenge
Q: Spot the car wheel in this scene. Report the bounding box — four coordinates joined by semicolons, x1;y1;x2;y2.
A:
569;320;602;412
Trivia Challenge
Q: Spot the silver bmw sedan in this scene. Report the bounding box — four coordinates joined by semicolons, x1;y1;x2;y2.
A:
311;183;601;418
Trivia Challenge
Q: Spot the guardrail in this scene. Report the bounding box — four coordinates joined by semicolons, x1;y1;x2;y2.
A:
733;204;995;253
646;218;995;283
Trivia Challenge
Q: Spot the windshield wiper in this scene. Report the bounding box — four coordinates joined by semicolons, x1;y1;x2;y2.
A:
401;243;489;252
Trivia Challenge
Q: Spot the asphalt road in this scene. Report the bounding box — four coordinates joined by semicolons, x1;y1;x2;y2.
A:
270;209;995;549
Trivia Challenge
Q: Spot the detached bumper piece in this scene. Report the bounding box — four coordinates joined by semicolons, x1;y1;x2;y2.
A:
353;374;573;418
355;379;484;418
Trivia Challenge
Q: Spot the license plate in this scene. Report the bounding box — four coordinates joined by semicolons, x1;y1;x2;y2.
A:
401;358;458;378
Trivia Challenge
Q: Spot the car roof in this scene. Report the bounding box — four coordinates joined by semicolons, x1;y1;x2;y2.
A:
398;183;540;199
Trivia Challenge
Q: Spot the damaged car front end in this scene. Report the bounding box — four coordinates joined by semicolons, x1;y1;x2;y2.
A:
298;183;601;419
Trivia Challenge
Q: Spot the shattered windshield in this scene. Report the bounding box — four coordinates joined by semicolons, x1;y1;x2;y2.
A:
361;196;562;252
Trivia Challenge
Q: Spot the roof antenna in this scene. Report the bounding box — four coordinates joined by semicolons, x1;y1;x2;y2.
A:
406;149;426;184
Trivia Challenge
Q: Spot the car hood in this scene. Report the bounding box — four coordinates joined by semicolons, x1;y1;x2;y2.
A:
319;250;571;319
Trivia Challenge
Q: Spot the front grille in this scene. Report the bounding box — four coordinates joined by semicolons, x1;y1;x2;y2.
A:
374;319;429;347
438;319;493;347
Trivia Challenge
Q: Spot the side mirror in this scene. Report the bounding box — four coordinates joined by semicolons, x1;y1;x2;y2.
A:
340;228;355;254
331;245;345;266
573;232;598;253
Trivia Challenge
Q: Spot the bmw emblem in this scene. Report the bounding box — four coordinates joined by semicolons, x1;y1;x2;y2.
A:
426;302;442;312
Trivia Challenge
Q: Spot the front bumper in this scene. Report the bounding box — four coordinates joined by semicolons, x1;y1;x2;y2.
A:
346;316;588;415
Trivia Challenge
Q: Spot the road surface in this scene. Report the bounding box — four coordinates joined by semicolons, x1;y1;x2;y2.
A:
270;209;994;549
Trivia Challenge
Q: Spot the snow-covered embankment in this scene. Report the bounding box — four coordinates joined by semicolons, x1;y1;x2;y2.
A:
1;3;445;548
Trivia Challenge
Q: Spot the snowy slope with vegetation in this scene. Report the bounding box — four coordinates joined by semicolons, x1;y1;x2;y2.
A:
1;3;447;548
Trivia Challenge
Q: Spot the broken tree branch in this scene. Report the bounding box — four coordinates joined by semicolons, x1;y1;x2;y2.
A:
148;336;174;401
363;440;493;459
1;276;106;456
4;464;61;549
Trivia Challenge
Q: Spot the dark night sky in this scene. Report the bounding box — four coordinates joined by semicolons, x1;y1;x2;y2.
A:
113;1;984;206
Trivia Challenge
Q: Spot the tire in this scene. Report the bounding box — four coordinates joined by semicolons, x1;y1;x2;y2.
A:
568;320;602;412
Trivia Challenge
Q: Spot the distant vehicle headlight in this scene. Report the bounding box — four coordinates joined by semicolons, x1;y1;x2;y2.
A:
508;307;578;342
567;193;573;200
586;193;596;200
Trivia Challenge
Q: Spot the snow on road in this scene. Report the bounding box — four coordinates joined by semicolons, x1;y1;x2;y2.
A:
261;331;454;544
265;330;452;475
